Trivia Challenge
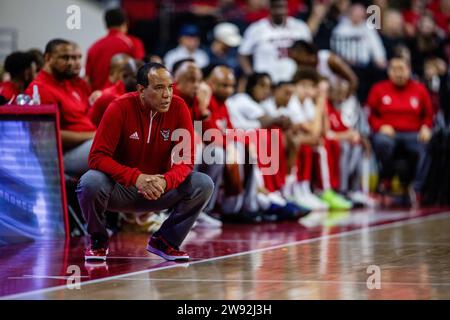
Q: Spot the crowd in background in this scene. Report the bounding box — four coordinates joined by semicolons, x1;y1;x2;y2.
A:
1;0;449;235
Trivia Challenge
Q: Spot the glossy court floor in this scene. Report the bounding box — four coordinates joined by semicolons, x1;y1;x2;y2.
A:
1;207;450;299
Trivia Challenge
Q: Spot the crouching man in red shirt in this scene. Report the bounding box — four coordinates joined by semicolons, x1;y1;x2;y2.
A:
77;63;214;261
366;56;433;204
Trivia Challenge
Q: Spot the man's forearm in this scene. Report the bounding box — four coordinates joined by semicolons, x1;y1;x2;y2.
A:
61;130;95;148
239;55;253;76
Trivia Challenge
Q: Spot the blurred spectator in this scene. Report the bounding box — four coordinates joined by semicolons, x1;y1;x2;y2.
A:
331;3;386;102
86;8;145;91
206;22;242;75
402;0;427;38
238;0;312;83
331;3;387;69
89;54;138;127
164;24;210;72
312;0;351;50
27;49;44;73
288;40;358;94
172;60;224;228
69;43;92;108
0;51;37;103
26;39;96;177
407;13;447;77
366;56;433;202
380;10;407;60
427;0;450;36
423;57;448;115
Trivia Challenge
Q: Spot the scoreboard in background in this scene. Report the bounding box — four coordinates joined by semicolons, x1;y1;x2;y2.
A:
0;105;68;245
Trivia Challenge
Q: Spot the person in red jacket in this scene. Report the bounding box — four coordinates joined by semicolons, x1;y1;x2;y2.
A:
77;62;213;261
173;60;224;228
89;54;138;127
366;56;433;202
0;51;37;103
26;39;96;177
86;8;145;91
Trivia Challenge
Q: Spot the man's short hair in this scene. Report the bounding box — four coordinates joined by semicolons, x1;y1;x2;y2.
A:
105;8;127;28
44;39;71;55
290;40;318;56
136;62;168;87
4;51;34;78
293;68;320;84
172;58;195;75
270;0;286;8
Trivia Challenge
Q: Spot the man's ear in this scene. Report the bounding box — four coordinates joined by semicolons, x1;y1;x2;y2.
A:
44;53;52;63
136;84;145;94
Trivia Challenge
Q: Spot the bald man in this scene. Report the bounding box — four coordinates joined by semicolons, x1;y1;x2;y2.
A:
89;54;138;126
174;61;224;228
204;65;265;223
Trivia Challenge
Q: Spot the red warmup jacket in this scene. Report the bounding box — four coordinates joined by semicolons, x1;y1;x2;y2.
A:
86;30;145;91
89;81;126;127
366;80;433;132
0;81;20;101
88;92;195;190
26;70;96;132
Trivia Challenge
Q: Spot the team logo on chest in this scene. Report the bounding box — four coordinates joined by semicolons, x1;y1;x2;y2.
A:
410;97;419;109
382;95;392;105
160;128;171;141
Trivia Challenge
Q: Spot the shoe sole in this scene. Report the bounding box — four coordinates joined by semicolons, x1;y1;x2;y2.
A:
84;248;109;261
146;244;189;261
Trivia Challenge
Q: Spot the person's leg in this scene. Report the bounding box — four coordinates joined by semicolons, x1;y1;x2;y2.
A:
76;169;115;246
64;139;93;177
339;141;352;193
348;144;364;192
77;170;214;248
195;146;224;214
371;133;396;183
398;132;430;193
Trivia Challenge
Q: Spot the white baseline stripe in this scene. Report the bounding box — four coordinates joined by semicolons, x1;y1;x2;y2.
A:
3;211;449;300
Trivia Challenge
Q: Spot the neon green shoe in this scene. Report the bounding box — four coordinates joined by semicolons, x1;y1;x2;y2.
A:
320;190;353;211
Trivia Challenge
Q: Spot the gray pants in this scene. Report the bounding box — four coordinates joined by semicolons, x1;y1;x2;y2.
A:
64;139;93;177
339;142;364;193
76;170;213;247
194;146;224;214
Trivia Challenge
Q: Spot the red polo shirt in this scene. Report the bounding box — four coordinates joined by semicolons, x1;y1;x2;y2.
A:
89;81;126;127
89;93;194;189
366;80;433;132
26;70;96;132
0;81;20;102
86;30;145;91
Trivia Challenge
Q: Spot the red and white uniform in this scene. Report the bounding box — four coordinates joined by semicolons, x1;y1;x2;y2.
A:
238;17;311;83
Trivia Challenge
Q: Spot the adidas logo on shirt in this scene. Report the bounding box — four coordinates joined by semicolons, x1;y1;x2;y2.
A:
129;131;139;140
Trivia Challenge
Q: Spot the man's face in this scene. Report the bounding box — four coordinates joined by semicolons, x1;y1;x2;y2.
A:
210;68;235;102
177;64;202;99
71;45;83;77
139;68;174;113
122;62;137;93
296;79;317;101
388;59;411;87
47;44;75;79
180;36;200;52
330;80;350;104
253;76;272;102
270;0;288;25
288;49;318;67
274;83;294;107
